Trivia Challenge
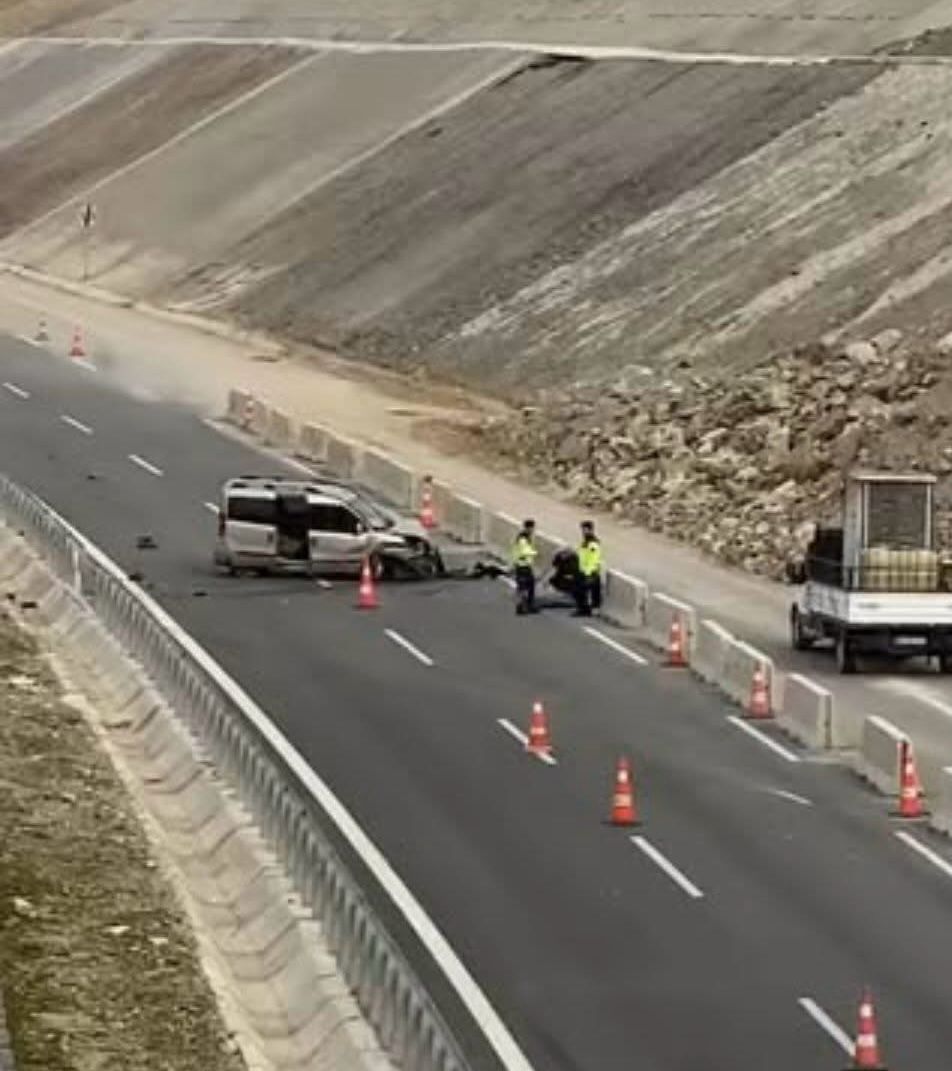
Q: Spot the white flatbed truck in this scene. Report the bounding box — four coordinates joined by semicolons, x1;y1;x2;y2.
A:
789;471;952;673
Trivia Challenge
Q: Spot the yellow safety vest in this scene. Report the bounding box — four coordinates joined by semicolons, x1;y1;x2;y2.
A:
578;539;602;576
512;534;538;567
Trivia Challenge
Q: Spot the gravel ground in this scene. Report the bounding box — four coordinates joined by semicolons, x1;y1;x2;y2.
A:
0;607;245;1071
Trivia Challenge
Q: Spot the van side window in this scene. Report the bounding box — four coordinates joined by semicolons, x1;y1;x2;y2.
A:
227;496;278;525
310;504;361;534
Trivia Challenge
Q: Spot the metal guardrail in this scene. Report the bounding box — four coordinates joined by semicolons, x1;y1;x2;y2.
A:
0;474;484;1071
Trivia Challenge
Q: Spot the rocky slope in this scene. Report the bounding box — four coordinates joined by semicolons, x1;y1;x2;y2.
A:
467;328;952;577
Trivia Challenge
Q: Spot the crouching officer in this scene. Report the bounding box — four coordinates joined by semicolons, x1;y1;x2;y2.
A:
512;519;539;615
573;520;603;617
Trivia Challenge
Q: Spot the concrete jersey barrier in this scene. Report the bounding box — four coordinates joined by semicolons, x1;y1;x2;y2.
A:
363;449;417;510
719;637;774;712
857;715;908;796
692;619;733;685
483;510;521;561
645;592;697;660
326;433;361;481
265;405;294;449
432;481;483;544
297;421;328;462
603;570;648;629
227;387;252;426
929;767;952;837
250;396;269;437
778;673;834;750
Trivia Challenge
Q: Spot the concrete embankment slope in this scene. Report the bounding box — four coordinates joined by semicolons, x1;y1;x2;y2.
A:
2;12;952;399
0;41;518;299
0;37;882;384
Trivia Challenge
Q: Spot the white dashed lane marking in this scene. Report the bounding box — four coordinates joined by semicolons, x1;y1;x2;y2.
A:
727;715;800;764
384;628;434;667
60;414;93;435
582;625;648;665
631;835;704;900
798;998;853;1055
128;453;164;477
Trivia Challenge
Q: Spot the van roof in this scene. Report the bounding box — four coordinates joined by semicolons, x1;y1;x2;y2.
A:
224;476;359;507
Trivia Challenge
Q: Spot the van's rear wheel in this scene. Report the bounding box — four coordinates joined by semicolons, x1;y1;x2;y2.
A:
835;630;856;674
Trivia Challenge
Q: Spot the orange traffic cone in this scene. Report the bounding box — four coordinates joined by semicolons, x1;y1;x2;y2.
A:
419;481;436;530
746;666;772;719
667;619;687;667
894;741;926;819
356;557;379;610
69;325;86;358
525;700;552;758
846;988;886;1070
610;757;639;826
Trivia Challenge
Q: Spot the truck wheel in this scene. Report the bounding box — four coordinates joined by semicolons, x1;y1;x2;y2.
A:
835;631;856;674
790;607;812;651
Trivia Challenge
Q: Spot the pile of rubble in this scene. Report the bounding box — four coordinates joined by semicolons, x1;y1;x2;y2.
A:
472;329;950;578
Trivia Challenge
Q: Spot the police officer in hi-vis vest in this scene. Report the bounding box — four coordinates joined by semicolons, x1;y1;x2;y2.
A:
511;519;539;615
573;520;603;617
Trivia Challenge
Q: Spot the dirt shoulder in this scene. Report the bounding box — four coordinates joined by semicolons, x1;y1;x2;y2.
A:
0;607;245;1071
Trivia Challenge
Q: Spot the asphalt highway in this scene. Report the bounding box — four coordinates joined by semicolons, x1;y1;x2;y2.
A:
5;336;952;1069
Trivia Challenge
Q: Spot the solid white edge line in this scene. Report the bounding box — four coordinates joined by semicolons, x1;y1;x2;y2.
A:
582;625;648;665
496;718;557;765
15;334;42;348
384;628;434;667
2;381;29;399
128;453;164;477
797;997;853;1055
60;414;93;435
27;490;539;1071
726;715;801;763
895;830;952;880
631;835;704;899
203;501;220;514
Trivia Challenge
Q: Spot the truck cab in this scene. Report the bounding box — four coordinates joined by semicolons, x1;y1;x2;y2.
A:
789;471;952;673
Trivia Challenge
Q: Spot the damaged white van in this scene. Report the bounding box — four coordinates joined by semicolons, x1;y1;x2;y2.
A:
213;476;440;578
